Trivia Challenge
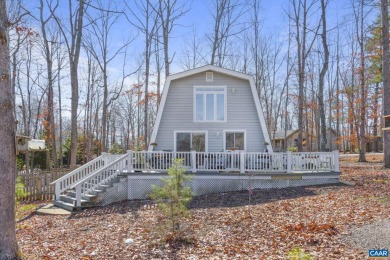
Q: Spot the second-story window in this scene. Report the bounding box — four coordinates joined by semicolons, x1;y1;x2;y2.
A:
194;86;226;122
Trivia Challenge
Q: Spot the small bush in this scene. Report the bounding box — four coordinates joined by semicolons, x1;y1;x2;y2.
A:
288;247;312;260
15;176;29;203
150;159;193;235
287;146;298;152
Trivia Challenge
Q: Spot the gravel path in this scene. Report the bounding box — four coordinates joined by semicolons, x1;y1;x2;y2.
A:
343;219;390;250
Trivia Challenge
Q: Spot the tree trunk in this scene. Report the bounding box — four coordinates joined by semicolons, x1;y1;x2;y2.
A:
318;0;329;151
101;73;108;152
57;54;63;166
70;62;79;165
69;0;85;167
358;1;367;162
381;0;390;167
336;29;340;150
373;82;379;152
0;1;18;257
40;0;58;168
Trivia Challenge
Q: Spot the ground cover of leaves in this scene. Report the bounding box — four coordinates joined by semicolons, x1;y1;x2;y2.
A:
17;154;390;259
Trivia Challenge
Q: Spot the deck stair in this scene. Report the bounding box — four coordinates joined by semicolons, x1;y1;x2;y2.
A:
51;152;132;211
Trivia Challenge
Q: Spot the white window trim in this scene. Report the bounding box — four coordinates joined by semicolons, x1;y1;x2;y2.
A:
223;130;247;151
173;130;208;152
193;85;227;123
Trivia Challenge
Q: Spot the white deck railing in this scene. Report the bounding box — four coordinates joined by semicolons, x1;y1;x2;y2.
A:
54;150;339;207
130;150;340;173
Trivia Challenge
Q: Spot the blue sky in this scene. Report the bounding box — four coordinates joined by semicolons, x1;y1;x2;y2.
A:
23;0;377;73
20;0;379;98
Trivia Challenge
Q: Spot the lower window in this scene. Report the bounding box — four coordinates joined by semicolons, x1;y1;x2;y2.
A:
225;131;245;150
176;132;206;152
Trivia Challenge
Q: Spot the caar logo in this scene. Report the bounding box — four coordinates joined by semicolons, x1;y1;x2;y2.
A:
368;249;388;257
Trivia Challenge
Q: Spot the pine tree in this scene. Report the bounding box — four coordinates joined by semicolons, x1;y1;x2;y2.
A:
150;159;193;234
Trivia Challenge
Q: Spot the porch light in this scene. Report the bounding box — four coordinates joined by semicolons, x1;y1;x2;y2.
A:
231;88;236;94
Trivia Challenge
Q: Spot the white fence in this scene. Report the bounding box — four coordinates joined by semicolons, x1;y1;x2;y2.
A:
130;150;339;173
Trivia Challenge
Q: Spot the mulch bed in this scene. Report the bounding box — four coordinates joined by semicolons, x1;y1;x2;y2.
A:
17;154;390;259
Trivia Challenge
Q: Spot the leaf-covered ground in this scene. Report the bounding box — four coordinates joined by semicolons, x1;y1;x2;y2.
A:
17;154;390;259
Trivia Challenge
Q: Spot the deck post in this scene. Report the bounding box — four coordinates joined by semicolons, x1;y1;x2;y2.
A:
240;151;245;173
287;151;292;173
127;150;133;173
191;151;197;173
333;150;339;172
101;152;109;165
55;182;60;200
75;185;81;207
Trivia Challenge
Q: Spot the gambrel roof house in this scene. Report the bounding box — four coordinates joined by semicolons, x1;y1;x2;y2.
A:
51;65;340;211
148;65;273;153
52;65;341;211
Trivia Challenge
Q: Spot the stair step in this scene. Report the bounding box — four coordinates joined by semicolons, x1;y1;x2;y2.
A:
89;189;105;195
66;190;76;198
53;200;75;212
111;177;121;182
60;195;88;204
99;183;113;189
82;194;98;202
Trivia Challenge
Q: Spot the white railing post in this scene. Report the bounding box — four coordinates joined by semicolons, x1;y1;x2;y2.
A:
127;150;133;173
75;185;82;207
333;150;340;172
287;151;292;173
240;151;245;173
191;150;197;173
55;182;60;200
101;152;108;165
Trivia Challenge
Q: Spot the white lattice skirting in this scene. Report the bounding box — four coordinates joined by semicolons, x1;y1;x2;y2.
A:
96;174;339;205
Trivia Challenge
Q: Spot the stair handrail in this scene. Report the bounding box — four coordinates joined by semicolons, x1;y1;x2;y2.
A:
72;153;129;207
51;153;111;199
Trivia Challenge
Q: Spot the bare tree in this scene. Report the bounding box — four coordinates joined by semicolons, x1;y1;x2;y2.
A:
51;0;85;166
56;36;67;167
381;0;390;167
209;0;248;66
126;0;158;148
39;0;59;167
84;0;132;152
0;0;18;257
288;0;320;151
352;0;374;162
318;0;329;151
153;0;187;76
180;28;204;70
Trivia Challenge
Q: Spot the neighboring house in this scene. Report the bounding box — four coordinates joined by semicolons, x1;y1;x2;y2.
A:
271;130;298;152
272;128;338;152
149;65;273;153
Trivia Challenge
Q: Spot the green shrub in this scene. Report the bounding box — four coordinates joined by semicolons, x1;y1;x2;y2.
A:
288;247;312;260
150;159;193;234
287;146;298;152
15;176;29;203
109;142;125;154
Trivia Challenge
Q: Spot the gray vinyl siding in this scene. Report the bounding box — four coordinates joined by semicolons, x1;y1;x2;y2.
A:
153;71;267;152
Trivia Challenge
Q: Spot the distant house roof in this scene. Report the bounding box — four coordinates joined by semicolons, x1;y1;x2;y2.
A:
272;128;338;140
271;130;298;140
